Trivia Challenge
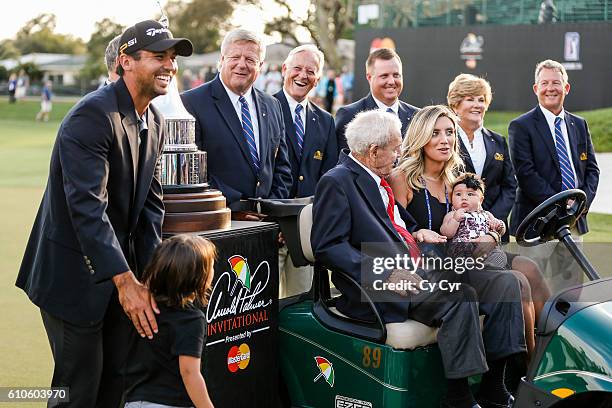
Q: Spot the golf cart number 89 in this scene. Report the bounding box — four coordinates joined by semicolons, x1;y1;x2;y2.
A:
362;346;381;368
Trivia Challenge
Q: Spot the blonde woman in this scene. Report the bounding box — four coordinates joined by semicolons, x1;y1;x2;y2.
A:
389;105;464;235
447;74;513;241
389;105;526;408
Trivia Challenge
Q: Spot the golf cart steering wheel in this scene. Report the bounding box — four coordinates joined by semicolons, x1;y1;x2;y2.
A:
515;189;587;247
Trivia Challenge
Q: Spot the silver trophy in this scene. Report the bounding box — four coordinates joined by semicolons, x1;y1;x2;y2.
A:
151;7;230;232
153;78;207;191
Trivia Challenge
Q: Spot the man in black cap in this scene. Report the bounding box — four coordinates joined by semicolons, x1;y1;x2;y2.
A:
17;20;192;407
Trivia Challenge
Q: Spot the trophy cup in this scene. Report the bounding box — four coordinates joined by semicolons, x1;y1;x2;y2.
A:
150;7;230;233
153;77;231;233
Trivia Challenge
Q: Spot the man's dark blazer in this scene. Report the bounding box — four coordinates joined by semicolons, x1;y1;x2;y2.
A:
311;151;419;323
508;106;599;235
335;93;419;152
181;76;292;207
458;128;517;242
17;78;165;326
274;90;338;198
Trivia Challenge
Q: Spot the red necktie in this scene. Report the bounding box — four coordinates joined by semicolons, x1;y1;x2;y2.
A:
380;179;421;262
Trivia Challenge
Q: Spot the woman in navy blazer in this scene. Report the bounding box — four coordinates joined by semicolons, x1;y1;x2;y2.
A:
447;74;551;358
447;75;516;243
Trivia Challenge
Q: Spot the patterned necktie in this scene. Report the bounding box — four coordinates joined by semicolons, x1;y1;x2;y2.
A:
380;179;421;261
294;104;304;157
554;117;575;190
239;95;260;173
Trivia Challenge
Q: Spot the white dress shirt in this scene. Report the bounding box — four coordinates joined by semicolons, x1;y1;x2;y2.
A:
539;105;578;186
372;95;399;115
283;89;307;134
348;153;407;230
220;76;261;154
458;126;486;176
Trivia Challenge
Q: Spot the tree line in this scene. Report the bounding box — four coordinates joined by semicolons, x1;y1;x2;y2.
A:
0;0;353;83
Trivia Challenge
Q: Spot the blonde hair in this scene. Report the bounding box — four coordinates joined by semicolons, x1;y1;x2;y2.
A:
534;59;568;84
447;73;492;110
396;105;464;191
220;28;266;62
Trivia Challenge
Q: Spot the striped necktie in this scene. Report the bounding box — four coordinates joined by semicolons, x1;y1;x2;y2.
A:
238;95;260;173
294;104;304;157
554;117;575;191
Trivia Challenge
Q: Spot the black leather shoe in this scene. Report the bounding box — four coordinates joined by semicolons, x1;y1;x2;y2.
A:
477;394;514;408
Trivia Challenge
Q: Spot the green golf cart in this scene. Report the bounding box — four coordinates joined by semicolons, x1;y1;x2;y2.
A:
266;189;612;407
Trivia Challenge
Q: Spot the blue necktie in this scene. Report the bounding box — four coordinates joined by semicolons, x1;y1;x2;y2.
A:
294;104;304;158
554;117;575;191
386;107;394;114
239;95;260;173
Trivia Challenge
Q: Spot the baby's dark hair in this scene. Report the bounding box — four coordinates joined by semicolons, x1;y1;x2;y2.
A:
142;235;217;308
452;172;485;194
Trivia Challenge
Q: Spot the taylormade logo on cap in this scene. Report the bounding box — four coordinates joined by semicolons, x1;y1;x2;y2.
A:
146;27;170;37
118;19;193;57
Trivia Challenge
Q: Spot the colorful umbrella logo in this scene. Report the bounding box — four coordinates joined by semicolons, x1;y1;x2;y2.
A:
313;356;334;387
228;255;251;295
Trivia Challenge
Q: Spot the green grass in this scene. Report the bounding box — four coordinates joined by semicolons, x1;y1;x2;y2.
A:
584;213;612;242
486;107;612;152
0;100;611;404
0;100;70;406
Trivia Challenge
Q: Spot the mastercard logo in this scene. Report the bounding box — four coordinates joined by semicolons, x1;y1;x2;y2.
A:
227;343;251;373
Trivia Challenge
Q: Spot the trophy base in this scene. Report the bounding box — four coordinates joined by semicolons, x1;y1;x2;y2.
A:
163;183;209;194
162;188;231;233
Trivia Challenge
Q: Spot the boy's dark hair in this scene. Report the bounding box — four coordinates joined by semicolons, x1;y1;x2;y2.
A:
142;234;217;308
452;172;485;194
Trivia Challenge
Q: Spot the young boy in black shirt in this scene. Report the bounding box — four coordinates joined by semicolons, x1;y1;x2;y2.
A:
126;235;216;408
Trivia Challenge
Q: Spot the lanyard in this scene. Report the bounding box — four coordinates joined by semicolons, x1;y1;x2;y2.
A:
422;178;449;231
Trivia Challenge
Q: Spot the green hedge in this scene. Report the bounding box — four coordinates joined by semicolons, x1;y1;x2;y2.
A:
1;100;611;152
486;107;612;152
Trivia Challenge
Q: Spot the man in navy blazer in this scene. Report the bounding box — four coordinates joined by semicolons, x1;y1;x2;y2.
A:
274;45;337;199
16;20;193;406
509;59;599;289
313;110;525;408
335;48;419;152
181;29;292;215
274;44;337;296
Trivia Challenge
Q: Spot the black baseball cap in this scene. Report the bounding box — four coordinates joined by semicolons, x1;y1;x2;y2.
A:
119;20;193;57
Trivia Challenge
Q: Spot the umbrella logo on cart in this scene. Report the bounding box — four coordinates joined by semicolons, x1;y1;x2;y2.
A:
313;356;335;387
228;255;251;295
